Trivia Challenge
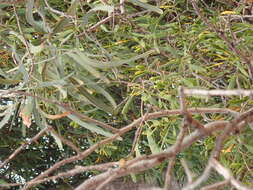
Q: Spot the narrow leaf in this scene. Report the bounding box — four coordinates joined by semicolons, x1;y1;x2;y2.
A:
67;53;109;82
147;129;160;154
51;132;64;151
74;50;155;69
69;77;114;114
79;76;117;108
90;4;114;14
67;114;121;140
19;97;34;128
25;0;49;33
128;0;163;14
0;106;14;129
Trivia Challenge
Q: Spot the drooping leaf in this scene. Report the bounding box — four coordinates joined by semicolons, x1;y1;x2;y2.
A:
67;114;121;140
0;78;21;85
50;132;64;151
25;0;50;33
0;106;14;129
72;50;155;69
52;0;79;33
122;96;134;118
78;76;117;109
128;0;163;14
147;129;161;154
89;4;114;14
19;96;34;128
69;77;114;114
67;53;109;82
9;31;45;55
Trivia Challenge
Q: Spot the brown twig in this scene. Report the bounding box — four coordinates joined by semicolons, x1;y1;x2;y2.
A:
201;180;229;190
211;159;253;190
44;0;74;18
0;126;50;169
181;159;194;184
48;125;81;154
0;90;119;133
16;87;253;190
184;88;253;97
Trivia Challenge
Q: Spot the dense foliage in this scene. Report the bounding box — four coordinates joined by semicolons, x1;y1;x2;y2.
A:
0;0;252;189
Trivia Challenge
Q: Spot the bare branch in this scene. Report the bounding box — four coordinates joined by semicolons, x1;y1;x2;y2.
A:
184;89;253;97
201;180;229;190
211;159;253;190
181;159;195;184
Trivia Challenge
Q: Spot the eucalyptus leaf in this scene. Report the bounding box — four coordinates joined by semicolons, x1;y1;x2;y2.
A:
67;52;109;82
25;0;49;33
51;132;64;151
128;0;163;14
71;50;155;69
69;77;114;114
0;106;14;129
78;76;117;109
67;114;121;140
147;129;160;154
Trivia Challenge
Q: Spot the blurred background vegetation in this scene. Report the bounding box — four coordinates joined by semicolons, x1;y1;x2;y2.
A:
0;0;252;189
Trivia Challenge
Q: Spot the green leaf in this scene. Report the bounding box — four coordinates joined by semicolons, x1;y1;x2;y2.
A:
25;0;49;33
79;76;117;109
9;31;45;55
189;64;207;73
0;78;21;85
244;144;253;154
228;75;236;89
67;52;109;82
69;77;114;114
122;96;134;117
67;114;121;140
0;179;8;185
52;17;71;34
19;96;34;128
147;129;160;154
128;0;163;14
90;4;114;14
50;132;64;151
0;106;14;129
237;64;249;77
72;50;155;69
52;0;79;33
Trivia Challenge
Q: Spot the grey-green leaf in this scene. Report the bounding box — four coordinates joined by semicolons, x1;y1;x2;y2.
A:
128;0;163;14
0;106;14;129
67;114;121;140
147;129;161;154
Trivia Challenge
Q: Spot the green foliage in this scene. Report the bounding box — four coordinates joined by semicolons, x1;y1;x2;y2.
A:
0;0;252;189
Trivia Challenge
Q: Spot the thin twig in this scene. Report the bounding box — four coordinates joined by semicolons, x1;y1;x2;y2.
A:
44;0;74;18
48;126;81;154
13;4;35;77
211;159;253;190
0;90;119;133
0;126;50;169
181;159;194;184
184;88;253;97
201;180;229;190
